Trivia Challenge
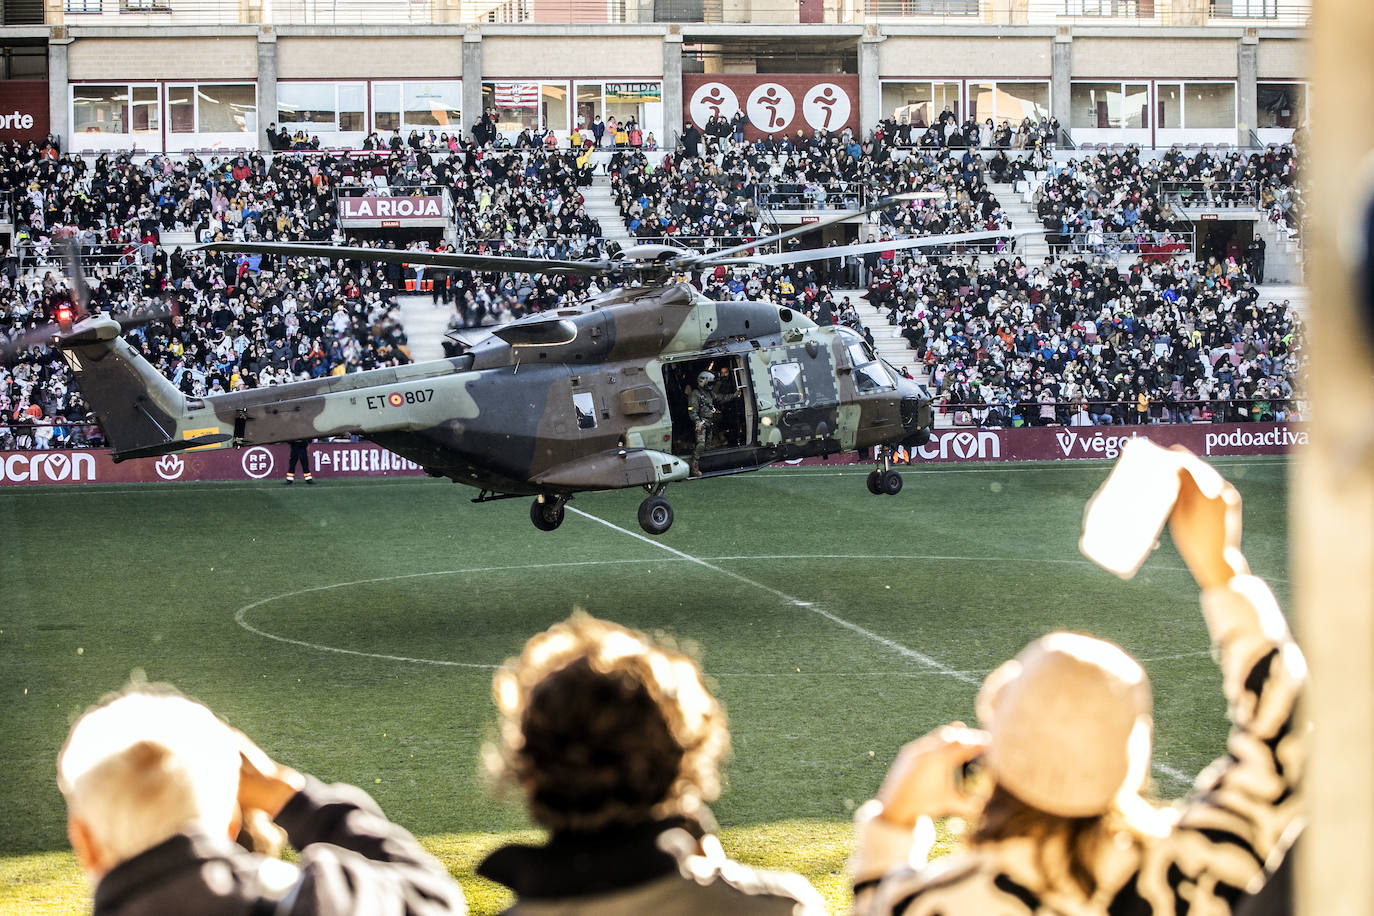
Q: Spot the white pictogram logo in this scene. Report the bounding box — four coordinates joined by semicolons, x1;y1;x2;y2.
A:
155;454;185;480
688;83;740;129
746;84;796;133
801;83;851;132
242;446;275;479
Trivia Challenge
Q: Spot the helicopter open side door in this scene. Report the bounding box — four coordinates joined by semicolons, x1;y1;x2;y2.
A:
662;355;753;463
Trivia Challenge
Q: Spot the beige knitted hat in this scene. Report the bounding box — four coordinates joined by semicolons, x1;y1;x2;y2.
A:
976;632;1153;818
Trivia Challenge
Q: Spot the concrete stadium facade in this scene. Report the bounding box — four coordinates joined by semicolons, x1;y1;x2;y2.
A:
0;20;1305;153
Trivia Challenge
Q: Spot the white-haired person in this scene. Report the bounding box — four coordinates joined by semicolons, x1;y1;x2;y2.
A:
478;613;827;915
57;684;467;915
850;456;1305;914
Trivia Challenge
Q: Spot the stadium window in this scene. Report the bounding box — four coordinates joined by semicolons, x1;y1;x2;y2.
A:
168;85;194;132
606;83;660;133
196;84;256;134
338;83;366;132
880;81;961;128
1257;82;1307;129
373;82;401;133
131;85;159;133
370;81;460;136
1182;82;1236;129
1209;0;1276;17
968;82;1050;124
541;83;569;132
482;82;540;133
1157;82;1182;128
576;82;603;131
63;0;102;12
868;0;976;13
1069;82;1148;129
278;82;340;128
403;81;462;129
1062;0;1146;14
72;85;128;135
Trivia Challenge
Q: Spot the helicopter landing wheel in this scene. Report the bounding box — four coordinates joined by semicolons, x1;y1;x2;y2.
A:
866;469;883;495
881;470;904;495
531;496;566;532
637;495;674;536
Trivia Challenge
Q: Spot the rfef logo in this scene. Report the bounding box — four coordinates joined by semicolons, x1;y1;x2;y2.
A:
241;447;275;479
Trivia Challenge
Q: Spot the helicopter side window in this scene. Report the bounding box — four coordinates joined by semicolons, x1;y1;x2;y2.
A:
572;391;596;430
770;362;805;406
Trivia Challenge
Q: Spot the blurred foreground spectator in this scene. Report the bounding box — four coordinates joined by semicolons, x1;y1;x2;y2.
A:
480;614;826;915
57;684;467;915
850;452;1305;915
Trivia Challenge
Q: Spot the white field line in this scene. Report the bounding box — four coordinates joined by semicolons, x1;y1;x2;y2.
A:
233;559;652;669
234;547;1222;786
566;510;1200;786
567;509;974;686
0;455;1287;496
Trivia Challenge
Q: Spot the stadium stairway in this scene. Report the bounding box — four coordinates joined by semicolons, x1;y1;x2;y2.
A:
989;181;1051;266
1254;217;1304;284
395;294;453;362
584;174;631;244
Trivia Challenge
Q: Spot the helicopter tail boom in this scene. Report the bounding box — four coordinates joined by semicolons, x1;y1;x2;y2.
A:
57;316;210;462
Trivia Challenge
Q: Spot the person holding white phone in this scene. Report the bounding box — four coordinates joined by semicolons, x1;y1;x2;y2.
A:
851;442;1306;916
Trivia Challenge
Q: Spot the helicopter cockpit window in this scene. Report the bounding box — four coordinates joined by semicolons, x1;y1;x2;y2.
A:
854;362;895;393
572;391;596;430
770;362;804;406
845;341;895;393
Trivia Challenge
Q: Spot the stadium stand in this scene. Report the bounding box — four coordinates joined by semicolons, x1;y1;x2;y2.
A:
0;129;1305;449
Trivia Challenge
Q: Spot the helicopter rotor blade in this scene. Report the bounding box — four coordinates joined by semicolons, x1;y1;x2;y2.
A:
195;241;614;277
108;299;177;331
688;191;944;267
60;238;92;319
706;227;1044;269
0;324;62;362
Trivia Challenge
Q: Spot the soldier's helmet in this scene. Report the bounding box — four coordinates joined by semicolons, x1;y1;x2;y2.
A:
697;370;715;387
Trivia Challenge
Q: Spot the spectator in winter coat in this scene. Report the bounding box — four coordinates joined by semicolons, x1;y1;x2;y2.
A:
57;683;467;916
479;613;826;915
851;455;1304;916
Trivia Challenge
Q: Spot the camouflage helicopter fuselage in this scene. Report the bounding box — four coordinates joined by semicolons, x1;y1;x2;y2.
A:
59;281;933;505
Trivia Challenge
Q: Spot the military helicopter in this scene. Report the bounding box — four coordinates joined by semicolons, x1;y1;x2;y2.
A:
12;199;1024;535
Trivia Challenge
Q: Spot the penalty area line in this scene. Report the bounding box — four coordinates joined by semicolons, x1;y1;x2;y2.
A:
566;507;979;686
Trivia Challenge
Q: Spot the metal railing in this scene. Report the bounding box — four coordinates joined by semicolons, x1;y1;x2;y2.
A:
756;183;872;211
1160;180;1263;209
45;0;1311;26
14;241;148;274
336;184;451;199
1043;228;1195;257
0;421;105;450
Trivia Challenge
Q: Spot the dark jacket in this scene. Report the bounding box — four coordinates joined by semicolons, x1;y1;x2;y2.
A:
91;777;466;916
478;817;823;915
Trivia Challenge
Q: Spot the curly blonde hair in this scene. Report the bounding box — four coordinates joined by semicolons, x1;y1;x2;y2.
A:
492;613;730;832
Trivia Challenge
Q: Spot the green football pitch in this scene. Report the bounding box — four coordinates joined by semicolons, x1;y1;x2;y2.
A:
0;457;1291;914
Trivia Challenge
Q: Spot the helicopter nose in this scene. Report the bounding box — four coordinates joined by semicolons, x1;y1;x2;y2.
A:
896;377;933;446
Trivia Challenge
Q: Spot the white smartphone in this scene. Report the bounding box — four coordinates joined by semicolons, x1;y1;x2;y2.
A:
1079;439;1187;579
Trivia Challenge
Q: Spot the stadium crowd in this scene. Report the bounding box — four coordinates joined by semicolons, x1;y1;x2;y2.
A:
866;250;1301;425
1032;143;1303;253
0;129;1304;449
